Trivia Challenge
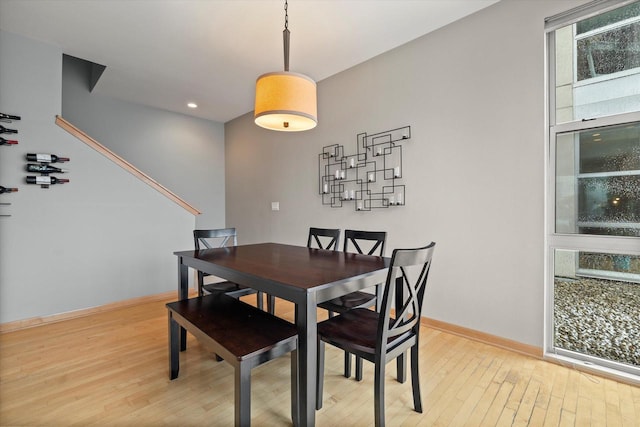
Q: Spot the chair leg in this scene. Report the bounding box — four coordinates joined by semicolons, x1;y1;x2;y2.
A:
411;344;422;413
344;351;351;378
375;284;382;312
316;341;325;410
374;356;386;427
235;363;251;427
355;356;363;381
256;291;264;310
267;295;276;314
197;271;204;297
396;351;407;383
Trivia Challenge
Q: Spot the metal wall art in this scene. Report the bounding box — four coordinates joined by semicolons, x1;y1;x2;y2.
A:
318;126;410;211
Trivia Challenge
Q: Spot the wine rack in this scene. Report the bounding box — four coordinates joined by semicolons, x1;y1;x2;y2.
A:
0;112;20;146
25;154;70;189
1;112;20;215
318;126;410;211
0;202;11;217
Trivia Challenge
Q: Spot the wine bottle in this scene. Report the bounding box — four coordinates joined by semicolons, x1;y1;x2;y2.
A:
0;113;21;121
26;176;69;185
0;186;19;194
26;163;69;173
0;125;18;134
0;137;18;145
26;153;70;163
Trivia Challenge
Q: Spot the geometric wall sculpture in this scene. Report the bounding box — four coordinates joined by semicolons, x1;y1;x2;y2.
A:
318;126;410;211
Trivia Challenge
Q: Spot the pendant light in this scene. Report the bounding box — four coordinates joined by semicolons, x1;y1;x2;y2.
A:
254;0;317;131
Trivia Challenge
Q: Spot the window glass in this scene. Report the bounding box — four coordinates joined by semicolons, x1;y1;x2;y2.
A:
553;249;640;368
554;1;640;123
555;121;640;236
576;21;640;81
576;2;640;34
579;122;640;172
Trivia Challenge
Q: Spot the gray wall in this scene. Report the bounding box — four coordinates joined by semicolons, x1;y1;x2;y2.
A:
0;30;194;323
225;0;590;348
61;55;226;229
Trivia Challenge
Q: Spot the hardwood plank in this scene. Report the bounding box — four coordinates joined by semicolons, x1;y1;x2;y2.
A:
575;395;593;426
559;408;577;427
542;395;564;427
618;383;639;427
463;381;501;426
479;379;514;426
512;379;541;426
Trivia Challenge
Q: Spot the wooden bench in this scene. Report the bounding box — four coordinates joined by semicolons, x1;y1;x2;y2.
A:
166;294;298;426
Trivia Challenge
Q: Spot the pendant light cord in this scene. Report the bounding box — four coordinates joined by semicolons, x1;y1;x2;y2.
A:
284;0;288;30
283;0;290;72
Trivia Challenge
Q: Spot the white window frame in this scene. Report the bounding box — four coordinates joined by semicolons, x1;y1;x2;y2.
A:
545;0;640;383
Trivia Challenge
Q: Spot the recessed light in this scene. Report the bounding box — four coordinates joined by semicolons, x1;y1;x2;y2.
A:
187;102;198;109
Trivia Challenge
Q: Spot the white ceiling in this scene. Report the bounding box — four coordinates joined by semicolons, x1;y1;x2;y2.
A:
0;0;498;123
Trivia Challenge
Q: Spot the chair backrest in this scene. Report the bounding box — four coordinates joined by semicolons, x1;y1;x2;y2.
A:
377;242;436;353
194;228;238;250
343;229;386;257
307;227;340;250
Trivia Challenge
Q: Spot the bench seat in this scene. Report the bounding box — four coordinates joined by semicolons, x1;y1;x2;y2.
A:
167;294;298;426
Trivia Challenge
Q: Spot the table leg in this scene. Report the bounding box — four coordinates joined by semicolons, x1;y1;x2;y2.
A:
395;276;407;383
291;349;299;426
295;295;317;427
169;312;180;379
178;257;189;351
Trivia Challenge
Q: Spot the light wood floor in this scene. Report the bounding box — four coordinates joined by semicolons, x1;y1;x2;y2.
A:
1;296;638;426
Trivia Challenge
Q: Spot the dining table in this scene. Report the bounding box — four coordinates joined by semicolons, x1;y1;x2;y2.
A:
174;242;390;427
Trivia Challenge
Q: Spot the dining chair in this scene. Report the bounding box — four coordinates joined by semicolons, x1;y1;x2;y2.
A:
194;228;274;314
306;227;341;250
316;242;436;427
318;229;386;380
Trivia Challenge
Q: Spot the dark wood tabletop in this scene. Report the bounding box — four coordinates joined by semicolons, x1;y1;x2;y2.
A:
174;242;390;303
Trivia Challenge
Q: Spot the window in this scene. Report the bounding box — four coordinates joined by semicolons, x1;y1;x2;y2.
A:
547;0;640;379
555;121;640;237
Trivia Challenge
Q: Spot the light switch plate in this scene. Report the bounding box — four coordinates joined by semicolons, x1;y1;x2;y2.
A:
271;201;280;211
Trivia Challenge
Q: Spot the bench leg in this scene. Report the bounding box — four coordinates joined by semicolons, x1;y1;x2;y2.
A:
344;351;351;378
235;363;251;427
168;313;180;380
355;356;364;381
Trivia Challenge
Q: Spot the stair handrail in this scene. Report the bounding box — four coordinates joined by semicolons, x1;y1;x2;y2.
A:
55;115;201;215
